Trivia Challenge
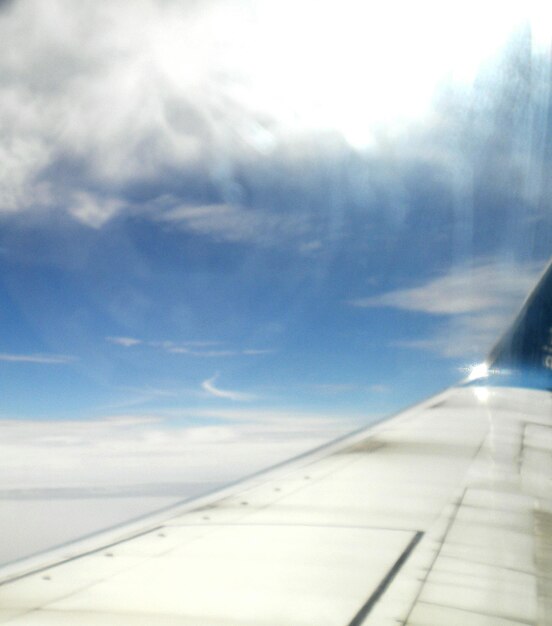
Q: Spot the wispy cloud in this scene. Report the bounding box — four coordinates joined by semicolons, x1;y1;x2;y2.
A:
308;383;357;395
169;347;273;358
159;203;311;246
168;347;237;357
307;383;389;395
350;260;542;357
107;337;272;358
368;384;389;393
201;375;254;402
242;349;274;356
298;240;323;255
153;340;220;349
349;263;539;314
0;353;75;364
69;192;123;229
106;336;142;348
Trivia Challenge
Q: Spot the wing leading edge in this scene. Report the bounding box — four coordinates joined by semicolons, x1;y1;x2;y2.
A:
1;260;552;625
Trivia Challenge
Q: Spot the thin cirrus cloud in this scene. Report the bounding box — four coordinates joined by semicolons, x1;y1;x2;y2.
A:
159;203;312;246
201;376;253;402
106;337;272;358
0;353;75;364
307;383;389;395
106;336;143;348
242;349;274;356
169;347;274;358
349;260;542;358
349;263;540;314
168;347;237;358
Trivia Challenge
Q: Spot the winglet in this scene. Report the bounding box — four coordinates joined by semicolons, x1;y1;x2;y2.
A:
485;258;552;389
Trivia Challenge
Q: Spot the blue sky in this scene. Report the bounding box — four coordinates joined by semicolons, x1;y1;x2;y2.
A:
0;1;552;532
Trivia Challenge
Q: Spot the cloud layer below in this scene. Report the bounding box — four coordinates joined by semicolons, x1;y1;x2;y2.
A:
0;409;362;491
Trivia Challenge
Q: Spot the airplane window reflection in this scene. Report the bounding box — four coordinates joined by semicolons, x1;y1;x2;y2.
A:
0;1;550;564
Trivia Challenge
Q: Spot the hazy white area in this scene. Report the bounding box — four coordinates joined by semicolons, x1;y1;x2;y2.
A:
0;497;180;565
0;410;363;565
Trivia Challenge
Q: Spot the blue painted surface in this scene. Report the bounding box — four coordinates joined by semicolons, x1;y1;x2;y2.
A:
476;260;552;391
465;368;552;392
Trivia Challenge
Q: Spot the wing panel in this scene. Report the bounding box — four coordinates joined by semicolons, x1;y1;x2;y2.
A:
0;386;550;625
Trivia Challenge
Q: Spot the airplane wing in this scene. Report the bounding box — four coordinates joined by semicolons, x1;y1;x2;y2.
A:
1;261;552;625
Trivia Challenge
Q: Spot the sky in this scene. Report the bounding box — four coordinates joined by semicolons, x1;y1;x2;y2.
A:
1;0;552;562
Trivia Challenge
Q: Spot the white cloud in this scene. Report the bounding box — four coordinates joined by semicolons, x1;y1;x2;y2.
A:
146;340;222;352
0;409;361;491
0;2;203;217
308;383;358;395
201;375;253;401
169;347;236;357
242;349;274;356
1;0;533;228
369;384;390;393
109;339;272;358
299;240;323;255
351;260;542;358
0;404;368;564
107;336;142;347
161;340;219;348
0;353;75;364
159;203;311;245
0;398;367;563
349;263;539;314
0;1;314;229
393;310;516;358
169;346;272;358
307;383;390;395
69;192;123;229
165;346;190;354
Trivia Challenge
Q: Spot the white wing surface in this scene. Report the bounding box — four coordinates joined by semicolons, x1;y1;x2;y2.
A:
1;261;552;625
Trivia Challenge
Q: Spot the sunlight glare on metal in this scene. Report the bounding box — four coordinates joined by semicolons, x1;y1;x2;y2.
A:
473;386;490;402
467;362;489;382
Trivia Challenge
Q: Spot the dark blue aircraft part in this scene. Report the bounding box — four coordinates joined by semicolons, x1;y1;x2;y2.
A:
480;259;552;390
465;367;552;392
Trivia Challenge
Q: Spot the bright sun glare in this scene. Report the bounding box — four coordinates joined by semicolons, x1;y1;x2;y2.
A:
468;362;490;382
151;0;539;150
